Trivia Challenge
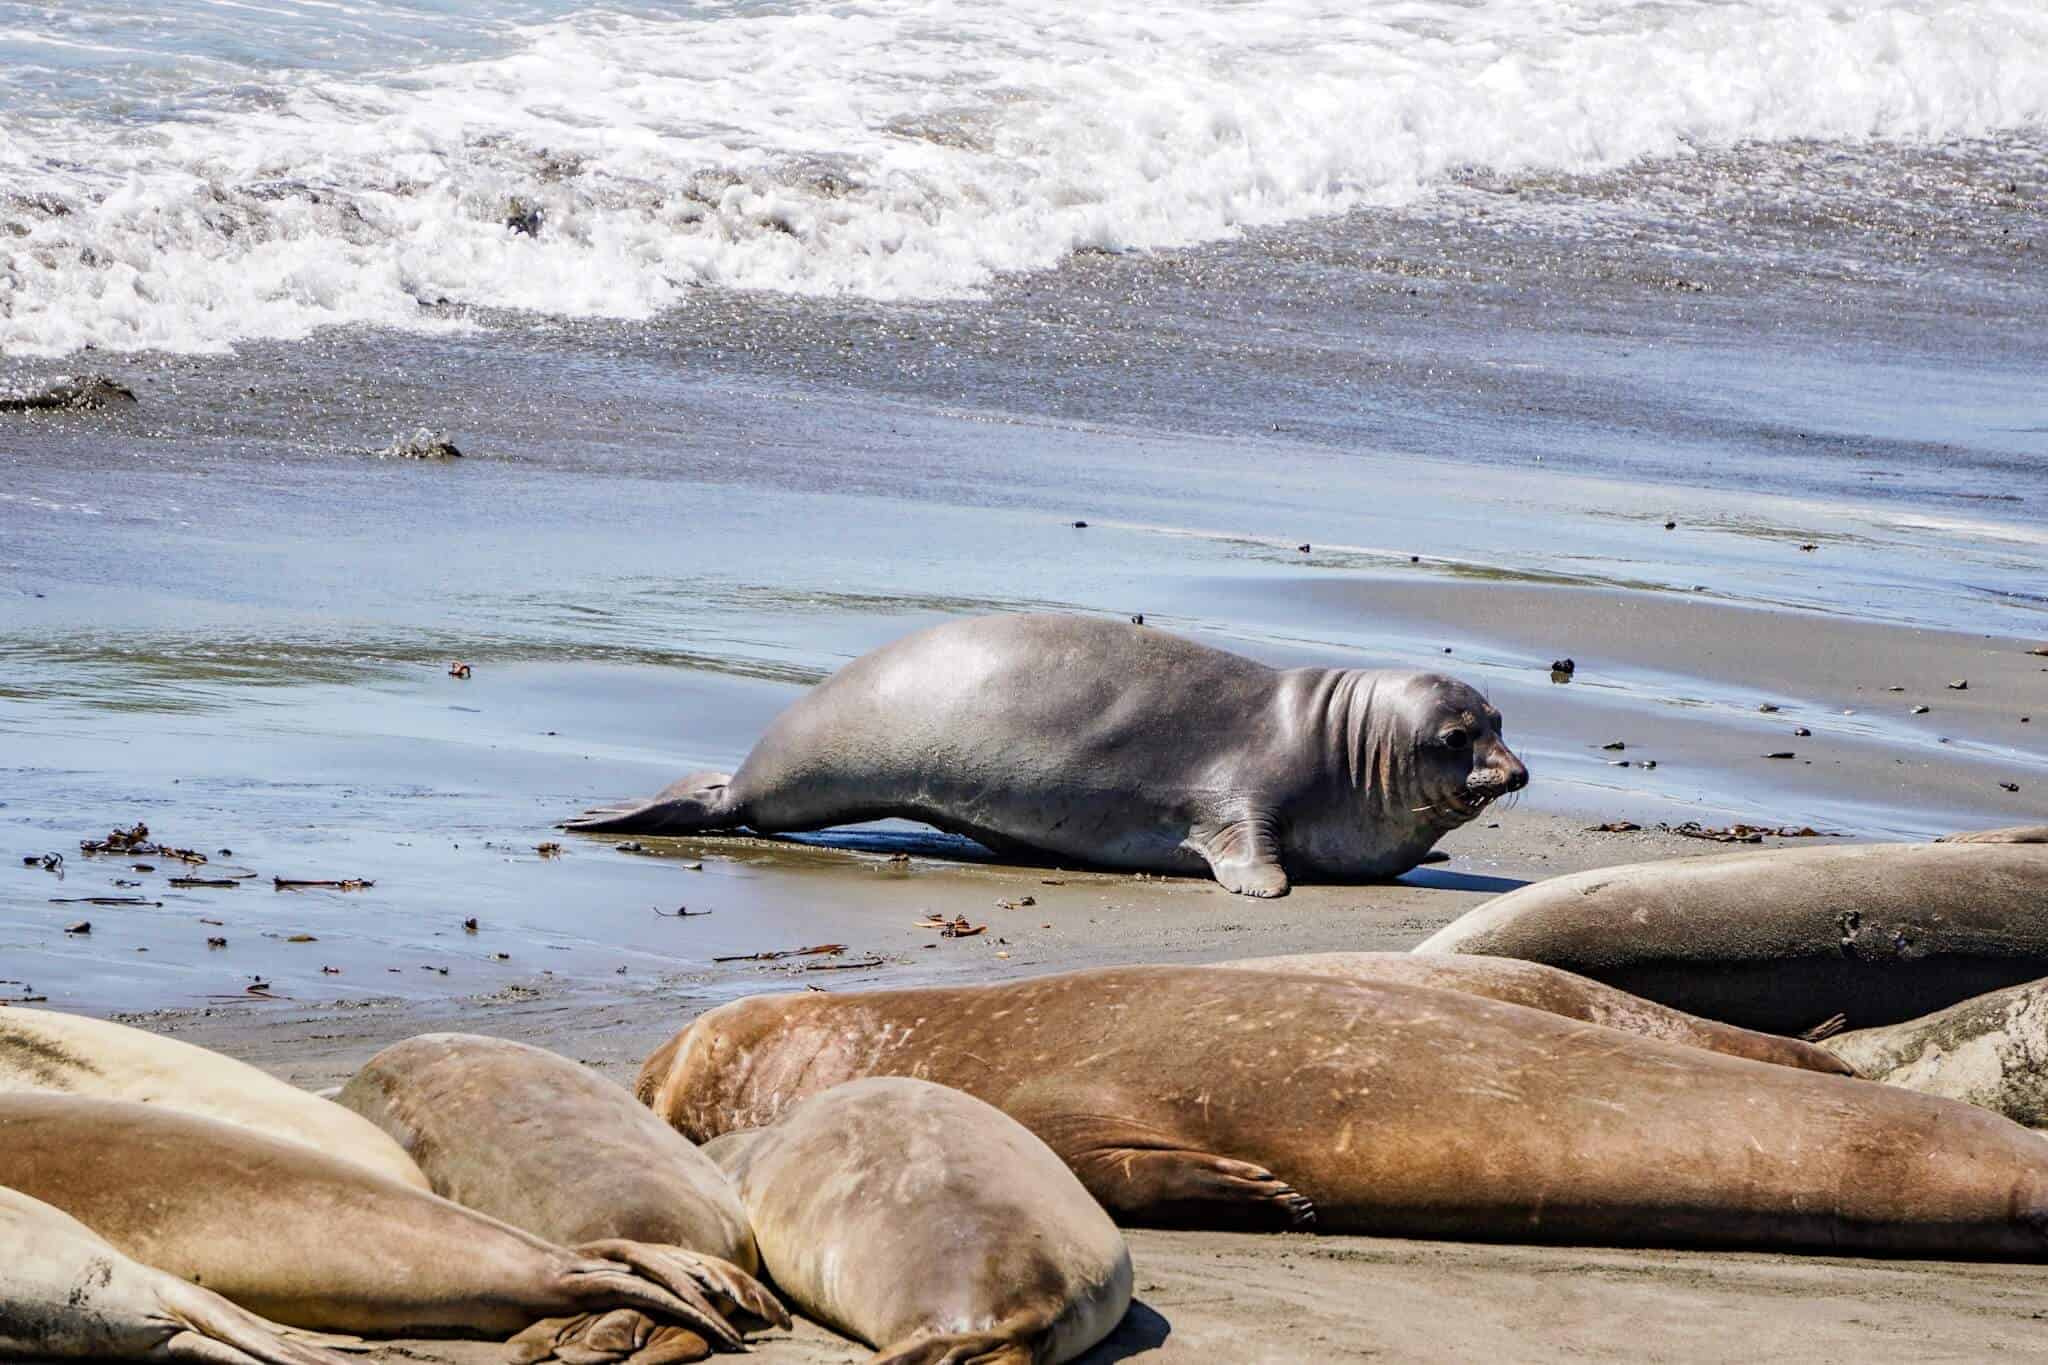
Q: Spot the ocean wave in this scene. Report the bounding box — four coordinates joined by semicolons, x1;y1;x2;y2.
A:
2;0;2045;357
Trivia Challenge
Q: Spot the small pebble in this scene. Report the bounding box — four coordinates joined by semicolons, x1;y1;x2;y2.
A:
1912;705;1930;715
1794;727;1812;737
1950;679;1969;690
1758;703;1779;713
1764;751;1795;760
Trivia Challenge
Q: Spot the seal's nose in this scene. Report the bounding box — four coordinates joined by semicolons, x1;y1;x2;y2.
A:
1499;749;1529;792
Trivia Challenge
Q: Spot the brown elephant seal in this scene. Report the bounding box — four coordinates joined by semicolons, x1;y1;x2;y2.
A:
0;1185;351;1365
1939;825;2048;844
335;1033;771;1293
1213;952;1855;1074
1824;979;2048;1129
703;1077;1131;1365
0;1007;426;1190
0;1093;765;1354
1413;842;2048;1033
639;965;2048;1254
562;613;1525;896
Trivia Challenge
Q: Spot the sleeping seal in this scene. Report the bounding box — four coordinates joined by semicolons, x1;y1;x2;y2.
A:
0;1007;426;1190
0;1185;350;1365
336;1033;771;1286
1214;952;1854;1073
0;1094;765;1355
1824;978;2048;1130
1413;842;2048;1033
704;1077;1131;1365
1939;825;2048;844
641;966;2048;1255
563;613;1525;896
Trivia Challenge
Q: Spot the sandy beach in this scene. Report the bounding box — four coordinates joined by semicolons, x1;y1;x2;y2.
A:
6;2;2047;1357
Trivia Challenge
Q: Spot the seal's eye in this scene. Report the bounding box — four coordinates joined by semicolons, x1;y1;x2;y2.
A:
1441;728;1471;751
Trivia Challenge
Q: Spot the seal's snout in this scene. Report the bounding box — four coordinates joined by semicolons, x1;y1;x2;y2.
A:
1496;748;1529;793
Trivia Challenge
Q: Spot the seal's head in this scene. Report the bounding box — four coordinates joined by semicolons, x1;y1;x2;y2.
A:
1403;676;1526;827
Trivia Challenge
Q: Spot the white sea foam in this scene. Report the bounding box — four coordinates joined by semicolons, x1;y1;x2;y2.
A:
2;0;2045;356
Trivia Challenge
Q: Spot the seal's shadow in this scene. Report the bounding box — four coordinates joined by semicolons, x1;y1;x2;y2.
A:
1394;867;1527;895
1077;1301;1172;1361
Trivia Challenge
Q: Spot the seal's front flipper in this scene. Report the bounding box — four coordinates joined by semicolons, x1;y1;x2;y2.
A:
559;771;739;835
1024;1107;1314;1229
1077;1146;1313;1229
1187;815;1290;898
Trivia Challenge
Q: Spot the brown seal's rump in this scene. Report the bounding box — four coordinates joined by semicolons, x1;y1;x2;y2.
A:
335;1033;763;1276
1825;978;2048;1130
0;1185;353;1365
0;1093;763;1354
704;1077;1131;1365
1413;842;2048;1033
1213;952;1855;1074
562;612;1525;896
641;966;2048;1255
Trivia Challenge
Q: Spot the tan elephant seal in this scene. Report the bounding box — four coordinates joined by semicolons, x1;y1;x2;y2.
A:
336;1033;773;1293
1824;979;2048;1129
0;1007;426;1190
0;1185;351;1365
704;1077;1131;1365
563;612;1526;896
0;1093;763;1354
1939;825;2048;844
1413;842;2048;1033
641;966;2048;1253
1213;952;1855;1074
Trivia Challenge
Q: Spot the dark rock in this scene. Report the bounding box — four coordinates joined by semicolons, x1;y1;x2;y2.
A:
0;375;138;412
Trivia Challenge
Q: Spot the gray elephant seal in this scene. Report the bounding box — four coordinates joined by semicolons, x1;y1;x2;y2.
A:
0;1093;763;1354
563;613;1525;896
1939;825;2048;844
705;1077;1131;1365
1413;842;2048;1033
0;1006;426;1190
336;1033;774;1298
1214;952;1855;1074
1824;979;2048;1129
642;966;2048;1254
0;1186;350;1365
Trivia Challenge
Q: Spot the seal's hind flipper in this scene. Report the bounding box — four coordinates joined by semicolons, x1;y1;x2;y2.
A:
505;1312;709;1365
870;1328;1036;1365
559;771;739;835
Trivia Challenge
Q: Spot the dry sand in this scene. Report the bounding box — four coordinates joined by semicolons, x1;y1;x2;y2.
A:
113;812;2048;1365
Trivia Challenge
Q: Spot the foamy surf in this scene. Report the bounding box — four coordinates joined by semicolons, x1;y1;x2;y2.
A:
2;0;2045;357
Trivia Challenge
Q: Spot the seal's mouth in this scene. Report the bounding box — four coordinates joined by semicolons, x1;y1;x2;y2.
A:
1416;787;1495;822
1446;788;1495;819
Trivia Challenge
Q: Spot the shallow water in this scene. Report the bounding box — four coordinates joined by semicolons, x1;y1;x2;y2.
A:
3;1;2045;1009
